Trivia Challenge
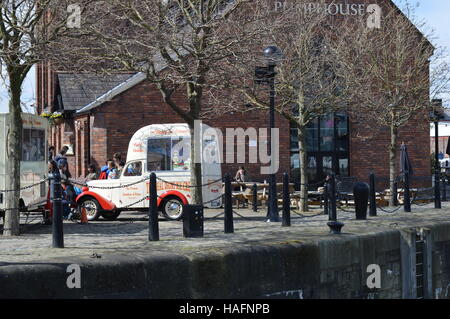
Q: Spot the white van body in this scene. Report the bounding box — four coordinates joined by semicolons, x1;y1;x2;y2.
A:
0;113;48;213
82;123;222;220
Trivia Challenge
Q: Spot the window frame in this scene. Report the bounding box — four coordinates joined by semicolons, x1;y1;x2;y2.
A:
123;161;143;178
146;136;191;173
290;112;350;185
21;128;46;162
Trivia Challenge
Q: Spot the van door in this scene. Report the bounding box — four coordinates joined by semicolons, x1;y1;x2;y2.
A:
116;161;146;209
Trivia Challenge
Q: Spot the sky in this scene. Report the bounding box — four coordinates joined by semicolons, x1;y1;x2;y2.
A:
0;0;449;114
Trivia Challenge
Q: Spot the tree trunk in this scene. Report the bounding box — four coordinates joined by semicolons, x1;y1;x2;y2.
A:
298;126;309;212
3;78;23;236
189;123;203;205
389;125;398;207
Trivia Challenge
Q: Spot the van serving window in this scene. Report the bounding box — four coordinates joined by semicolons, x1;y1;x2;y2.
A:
147;137;190;172
22;128;45;162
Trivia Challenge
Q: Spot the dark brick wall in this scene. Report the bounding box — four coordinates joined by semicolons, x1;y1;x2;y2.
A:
349;110;431;188
71;79;291;181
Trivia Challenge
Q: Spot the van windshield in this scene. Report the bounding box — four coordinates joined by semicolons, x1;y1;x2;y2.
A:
147;137;190;172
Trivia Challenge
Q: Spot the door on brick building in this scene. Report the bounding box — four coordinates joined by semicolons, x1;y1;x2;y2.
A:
114;161;145;208
290;112;350;189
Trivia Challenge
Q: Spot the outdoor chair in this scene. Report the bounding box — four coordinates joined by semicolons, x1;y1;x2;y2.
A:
336;177;357;206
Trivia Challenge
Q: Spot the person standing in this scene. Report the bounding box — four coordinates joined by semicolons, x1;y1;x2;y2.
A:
113;152;122;168
85;164;98;181
107;160;119;179
116;161;125;178
54;146;69;170
48;146;55;161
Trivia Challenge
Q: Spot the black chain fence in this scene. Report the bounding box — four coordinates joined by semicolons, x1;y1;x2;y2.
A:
1;171;446;237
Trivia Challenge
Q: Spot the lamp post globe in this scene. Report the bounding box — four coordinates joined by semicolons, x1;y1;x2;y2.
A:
263;46;283;66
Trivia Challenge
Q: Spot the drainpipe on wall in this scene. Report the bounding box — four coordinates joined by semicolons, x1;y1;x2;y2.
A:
87;115;91;171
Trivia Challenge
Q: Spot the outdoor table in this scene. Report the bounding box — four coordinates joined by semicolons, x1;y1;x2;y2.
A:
383;188;419;204
225;182;295;209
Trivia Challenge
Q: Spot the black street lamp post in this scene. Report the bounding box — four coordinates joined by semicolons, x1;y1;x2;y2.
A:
431;99;444;209
255;46;283;222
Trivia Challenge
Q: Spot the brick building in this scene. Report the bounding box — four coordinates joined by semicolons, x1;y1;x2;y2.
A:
35;0;432;189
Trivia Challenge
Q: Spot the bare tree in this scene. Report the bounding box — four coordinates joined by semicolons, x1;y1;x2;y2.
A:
48;0;272;204
335;2;450;206
217;1;355;212
0;0;89;236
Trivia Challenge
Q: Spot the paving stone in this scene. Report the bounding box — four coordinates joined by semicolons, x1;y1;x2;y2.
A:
1;202;449;264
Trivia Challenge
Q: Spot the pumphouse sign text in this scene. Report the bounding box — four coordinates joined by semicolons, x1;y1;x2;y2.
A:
274;1;380;16
274;1;382;28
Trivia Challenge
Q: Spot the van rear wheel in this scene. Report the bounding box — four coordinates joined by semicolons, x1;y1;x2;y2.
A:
79;197;101;221
161;197;183;220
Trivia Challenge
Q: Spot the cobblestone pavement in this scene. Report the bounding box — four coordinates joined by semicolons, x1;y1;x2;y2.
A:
1;201;450;263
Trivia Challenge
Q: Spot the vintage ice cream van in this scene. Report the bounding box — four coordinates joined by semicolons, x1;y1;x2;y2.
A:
77;123;222;221
0;113;49;216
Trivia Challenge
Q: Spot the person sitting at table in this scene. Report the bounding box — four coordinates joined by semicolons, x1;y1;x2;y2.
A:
234;166;248;183
233;166;249;192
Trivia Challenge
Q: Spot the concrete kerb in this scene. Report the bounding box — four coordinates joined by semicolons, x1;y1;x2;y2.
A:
0;251;192;299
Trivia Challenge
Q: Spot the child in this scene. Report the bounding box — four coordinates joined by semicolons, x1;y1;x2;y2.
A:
107;160;119;179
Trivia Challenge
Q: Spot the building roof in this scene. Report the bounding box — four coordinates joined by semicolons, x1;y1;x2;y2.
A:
57;72;137;111
75;72;147;114
75;52;172;114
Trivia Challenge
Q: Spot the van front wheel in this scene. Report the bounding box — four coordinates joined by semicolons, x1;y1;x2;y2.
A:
79;197;101;221
161;197;183;220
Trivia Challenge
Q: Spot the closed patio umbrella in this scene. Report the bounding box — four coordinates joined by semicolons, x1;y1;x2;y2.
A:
400;143;413;212
400;143;413;177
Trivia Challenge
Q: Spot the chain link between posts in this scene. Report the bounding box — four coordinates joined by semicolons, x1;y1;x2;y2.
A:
0;179;47;193
411;187;436;207
68;176;223;190
69;176;151;189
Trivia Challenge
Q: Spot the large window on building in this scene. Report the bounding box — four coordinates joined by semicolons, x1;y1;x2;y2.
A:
290;112;349;187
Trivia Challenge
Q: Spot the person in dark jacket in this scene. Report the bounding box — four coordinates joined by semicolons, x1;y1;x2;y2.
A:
61;178;77;219
54;146;69;170
48;146;55;161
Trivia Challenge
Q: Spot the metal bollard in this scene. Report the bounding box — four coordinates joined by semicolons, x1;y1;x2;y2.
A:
435;167;442;209
282;173;291;227
404;172;411;212
224;173;234;233
252;183;258;212
323;183;329;217
50;170;64;248
327;173;344;234
442;175;447;202
354;182;369;220
329;173;337;221
369;173;377;217
149;173;159;241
